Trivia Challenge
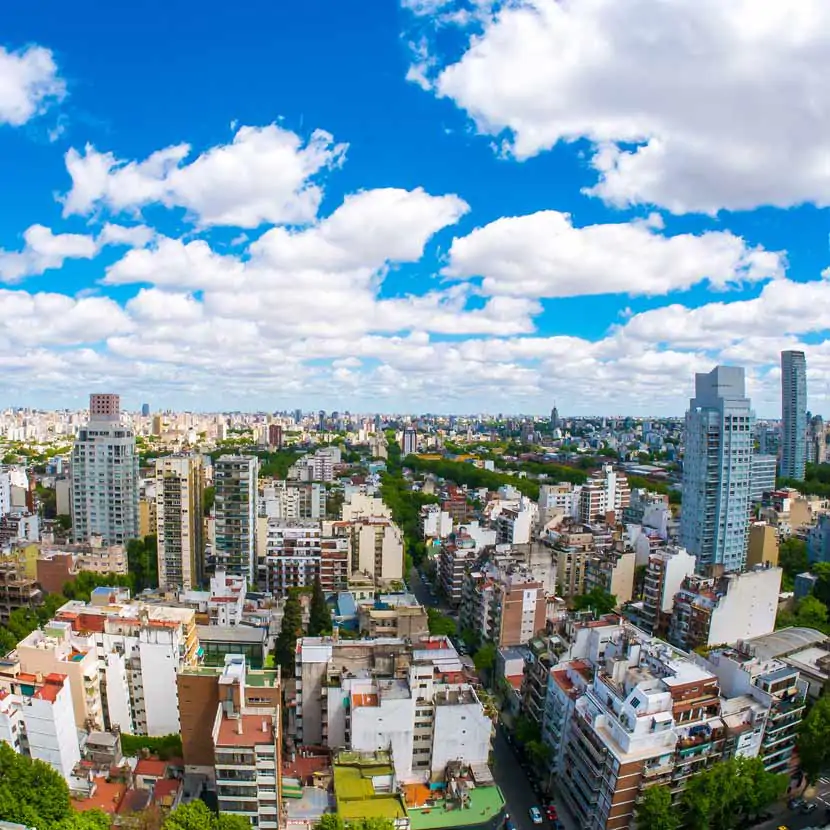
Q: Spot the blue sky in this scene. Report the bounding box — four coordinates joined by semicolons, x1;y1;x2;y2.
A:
1;0;829;415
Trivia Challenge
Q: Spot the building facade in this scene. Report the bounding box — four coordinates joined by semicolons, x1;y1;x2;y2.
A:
70;393;139;546
155;455;205;591
781;350;807;482
680;366;754;572
214;456;259;584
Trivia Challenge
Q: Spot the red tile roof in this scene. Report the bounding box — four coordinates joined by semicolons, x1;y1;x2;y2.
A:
134;758;168;777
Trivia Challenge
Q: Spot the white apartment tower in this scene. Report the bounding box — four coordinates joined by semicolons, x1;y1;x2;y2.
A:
681;366;754;573
401;428;417;457
214;455;259;584
71;393;139;545
155;455;205;591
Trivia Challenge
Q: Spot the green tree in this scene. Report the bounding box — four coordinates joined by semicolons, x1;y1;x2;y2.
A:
315;817;393;830
795;595;828;629
514;714;540;744
635;785;679;830
58;811;113;830
55;514;72;533
202;486;215;514
473;642;497;672
308;574;331;636
0;742;73;828
164;800;244;830
274;592;303;676
779;536;809;580
316;816;345;830
799;693;830;783
127;534;159;592
813;561;830;607
427;608;457;637
572;587;617;616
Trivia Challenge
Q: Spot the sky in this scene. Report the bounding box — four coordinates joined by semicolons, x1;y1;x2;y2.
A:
1;0;829;416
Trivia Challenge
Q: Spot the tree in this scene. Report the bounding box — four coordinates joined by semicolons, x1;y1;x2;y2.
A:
0;742;73;828
572;587;617;617
55;514;72;532
799;693;830;783
473;642;497;672
127;534;159;592
163;800;248;830
315;817;393;830
795;595;828;629
316;816;345;830
779;537;809;580
514;714;540;744
427;608;457;637
634;785;679;830
813;561;830;607
274;592;303;676
202;486;215;515
308;574;331;636
681;756;786;830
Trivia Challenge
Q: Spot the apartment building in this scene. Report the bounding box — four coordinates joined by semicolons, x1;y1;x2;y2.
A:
259;519;348;595
781;350;807;482
638;546;697;635
548;521;615;598
71;393;139;546
702;643;809;773
584;547;636;605
214;456;259;584
293;635;492;783
43;596;199;736
750;454;778;502
155;455;205;592
341;492;391;521
419;504;453;540
12;622;104;731
258;480;326;521
176;655;281;829
442;486;471;524
0;555;42;624
288;448;339;483
746;523;779;568
0;671;81;781
576;465;631;524
667;566;782;652
438;536;479;607
495;497;538;545
460;562;546;647
357;594;429;640
538;483;578;524
328;517;404;585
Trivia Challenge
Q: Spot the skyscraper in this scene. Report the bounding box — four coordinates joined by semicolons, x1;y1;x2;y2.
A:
213;455;259;584
70;394;139;545
401;427;417;456
680;366;754;573
141;403;150;417
155;455;205;591
781;350;807;481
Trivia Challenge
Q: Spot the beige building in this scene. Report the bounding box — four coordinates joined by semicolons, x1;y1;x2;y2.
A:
358;596;429;639
13;620;104;730
155;455;205;591
139;497;157;538
327;517;404;585
584;547;636;604
747;523;779;568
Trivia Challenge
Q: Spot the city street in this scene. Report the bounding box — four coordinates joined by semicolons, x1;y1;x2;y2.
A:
492;724;577;830
409;566;442;610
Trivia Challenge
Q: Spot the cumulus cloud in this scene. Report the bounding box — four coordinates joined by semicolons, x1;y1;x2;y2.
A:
0;44;65;126
62;124;348;227
0;226;97;283
414;0;830;213
444;210;783;298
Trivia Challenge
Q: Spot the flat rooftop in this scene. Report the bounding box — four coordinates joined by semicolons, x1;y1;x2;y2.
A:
196;625;266;645
407;785;505;830
216;714;275;747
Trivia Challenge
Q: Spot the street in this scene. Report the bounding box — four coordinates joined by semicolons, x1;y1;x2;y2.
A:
492;724;577;830
409;566;442;611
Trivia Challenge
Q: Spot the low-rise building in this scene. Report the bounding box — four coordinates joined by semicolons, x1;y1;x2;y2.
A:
746;523;779;568
0;554;42;624
584;547;636;605
357;594;429;640
419;505;453;540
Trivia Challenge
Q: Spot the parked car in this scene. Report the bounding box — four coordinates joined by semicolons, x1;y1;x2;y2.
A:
544;805;558;821
801;802;817;815
529;807;543;825
788;797;805;811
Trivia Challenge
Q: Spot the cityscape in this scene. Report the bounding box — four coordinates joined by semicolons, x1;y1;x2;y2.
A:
4;3;830;830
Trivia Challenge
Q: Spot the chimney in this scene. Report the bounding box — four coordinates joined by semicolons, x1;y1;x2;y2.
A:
262;720;268;733
236;719;243;735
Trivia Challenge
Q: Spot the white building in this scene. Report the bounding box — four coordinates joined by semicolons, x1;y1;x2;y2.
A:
341;492;391;521
258;480;325;520
329;517;405;584
419;504;453;540
538;483;577;523
494;496;537;545
214;455;259;584
155;455;205;591
0;673;81;781
681;366;754;572
70;393;139;545
639;545;697;634
401;428;418;457
750;454;778;502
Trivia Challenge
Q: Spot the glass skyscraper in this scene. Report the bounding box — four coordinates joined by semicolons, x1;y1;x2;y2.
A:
680;366;754;573
781;350;807;481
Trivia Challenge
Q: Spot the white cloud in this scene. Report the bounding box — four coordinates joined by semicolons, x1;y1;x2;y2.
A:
0;44;65;126
62;124;348;227
444;210;784;298
0;225;97;283
417;0;830;214
96;223;155;249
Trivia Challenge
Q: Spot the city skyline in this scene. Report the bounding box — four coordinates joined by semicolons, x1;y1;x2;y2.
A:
2;3;830;414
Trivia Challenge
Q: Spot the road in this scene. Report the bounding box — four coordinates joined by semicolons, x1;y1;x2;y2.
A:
492;724;577;830
409;566;442;610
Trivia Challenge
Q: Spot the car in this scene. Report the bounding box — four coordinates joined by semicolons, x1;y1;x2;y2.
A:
801;802;817;814
551;822;564;830
788;797;805;811
544;805;558;821
529;807;543;825
505;821;515;830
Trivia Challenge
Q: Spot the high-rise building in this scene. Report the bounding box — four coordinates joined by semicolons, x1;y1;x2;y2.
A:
155;455;205;591
781;350;807;481
214;455;259;584
550;404;559;431
401;427;417;456
70;393;139;545
680;366;754;572
141;403;150;417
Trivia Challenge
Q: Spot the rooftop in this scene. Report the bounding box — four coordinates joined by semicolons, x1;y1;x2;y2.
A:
740;627;827;661
216;714;275;747
196;625;266;645
407;785;505;830
72;777;127;814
